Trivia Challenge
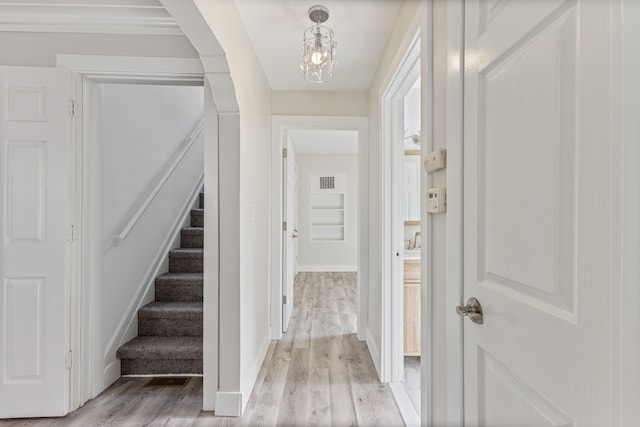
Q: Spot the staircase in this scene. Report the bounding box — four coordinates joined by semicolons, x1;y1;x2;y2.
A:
116;192;204;375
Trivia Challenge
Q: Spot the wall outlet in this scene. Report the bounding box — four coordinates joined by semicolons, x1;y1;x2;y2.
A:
424;147;447;172
426;187;447;213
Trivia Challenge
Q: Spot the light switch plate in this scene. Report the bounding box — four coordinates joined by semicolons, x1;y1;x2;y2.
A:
426;188;447;213
424;147;447;172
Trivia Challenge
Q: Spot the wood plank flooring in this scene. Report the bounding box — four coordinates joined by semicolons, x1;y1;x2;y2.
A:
2;272;404;427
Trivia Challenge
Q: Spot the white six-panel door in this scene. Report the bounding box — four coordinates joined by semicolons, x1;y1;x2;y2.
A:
463;0;612;425
282;139;296;332
0;67;70;418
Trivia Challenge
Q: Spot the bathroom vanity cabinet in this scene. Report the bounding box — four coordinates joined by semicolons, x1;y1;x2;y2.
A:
404;259;421;356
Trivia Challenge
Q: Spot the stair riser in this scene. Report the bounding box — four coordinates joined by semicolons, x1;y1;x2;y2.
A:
199;193;204;209
155;284;202;302
139;316;202;337
121;359;202;375
191;211;204;227
169;256;203;273
180;230;203;248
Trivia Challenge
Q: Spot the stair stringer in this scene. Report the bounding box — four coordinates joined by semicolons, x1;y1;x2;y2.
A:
102;173;204;387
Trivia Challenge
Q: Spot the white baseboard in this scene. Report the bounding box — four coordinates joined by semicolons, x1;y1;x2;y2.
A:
215;391;243;416
102;360;121;395
240;333;272;412
297;264;357;272
366;328;382;381
389;382;421;427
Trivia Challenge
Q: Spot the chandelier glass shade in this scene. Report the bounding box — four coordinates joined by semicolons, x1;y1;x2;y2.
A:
300;5;336;83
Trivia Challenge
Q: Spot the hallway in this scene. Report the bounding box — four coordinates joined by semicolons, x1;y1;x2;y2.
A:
3;272;403;426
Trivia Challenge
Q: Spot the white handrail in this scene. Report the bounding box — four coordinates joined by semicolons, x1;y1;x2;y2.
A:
113;119;204;247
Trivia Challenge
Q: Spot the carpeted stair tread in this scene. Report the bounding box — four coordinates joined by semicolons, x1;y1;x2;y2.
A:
155;272;203;285
116;336;202;360
169;247;203;256
139;301;202;318
181;227;204;233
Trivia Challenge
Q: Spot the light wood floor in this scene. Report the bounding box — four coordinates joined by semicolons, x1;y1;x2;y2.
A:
2;272;404;426
403;356;421;413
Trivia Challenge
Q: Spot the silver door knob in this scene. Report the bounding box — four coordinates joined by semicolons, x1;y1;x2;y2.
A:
456;297;483;324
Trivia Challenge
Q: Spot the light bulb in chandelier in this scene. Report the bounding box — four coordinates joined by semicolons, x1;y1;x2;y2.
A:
310;33;324;64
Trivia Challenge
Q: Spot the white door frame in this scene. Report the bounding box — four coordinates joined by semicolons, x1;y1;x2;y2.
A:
380;32;420;386
441;0;465;425
612;0;640;423
270;116;368;341
56;55;210;411
281;135;296;333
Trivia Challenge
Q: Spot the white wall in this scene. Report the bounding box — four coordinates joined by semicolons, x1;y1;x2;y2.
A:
191;0;272;415
95;83;204;393
272;91;368;117
404;86;421;143
102;84;204;242
297;154;358;271
0;32;198;66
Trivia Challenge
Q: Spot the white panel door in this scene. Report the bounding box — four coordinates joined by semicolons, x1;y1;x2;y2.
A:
0;67;70;418
463;0;611;425
282;140;296;332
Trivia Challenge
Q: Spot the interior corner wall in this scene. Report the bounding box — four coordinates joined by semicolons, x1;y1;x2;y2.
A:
366;0;424;379
0;32;198;67
297;154;358;271
192;0;272;415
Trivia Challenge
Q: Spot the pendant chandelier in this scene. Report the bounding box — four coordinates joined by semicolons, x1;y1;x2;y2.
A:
300;5;337;83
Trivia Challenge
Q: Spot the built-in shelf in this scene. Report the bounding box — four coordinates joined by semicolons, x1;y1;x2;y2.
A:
309;174;346;242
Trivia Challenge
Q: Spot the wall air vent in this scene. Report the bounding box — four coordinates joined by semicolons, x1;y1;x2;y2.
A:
319;176;335;190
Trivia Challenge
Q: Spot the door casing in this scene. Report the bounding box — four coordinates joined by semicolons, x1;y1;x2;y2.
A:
270;116;368;341
56;54;209;411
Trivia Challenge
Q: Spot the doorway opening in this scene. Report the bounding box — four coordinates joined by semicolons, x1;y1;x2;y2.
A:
281;129;359;331
271;116;368;341
380;31;422;423
58;55;212;412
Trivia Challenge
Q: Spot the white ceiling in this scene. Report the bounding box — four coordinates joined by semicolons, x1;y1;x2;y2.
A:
233;0;403;91
289;129;358;154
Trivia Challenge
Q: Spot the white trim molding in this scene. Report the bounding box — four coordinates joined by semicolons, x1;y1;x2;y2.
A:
57;55;204;84
0;2;183;35
380;30;421;384
214;392;243;417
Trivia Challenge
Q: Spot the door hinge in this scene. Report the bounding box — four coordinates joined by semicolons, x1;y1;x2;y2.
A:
282;295;287;305
67;99;77;118
66;225;79;243
65;351;73;370
283;221;287;231
283;148;288;158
